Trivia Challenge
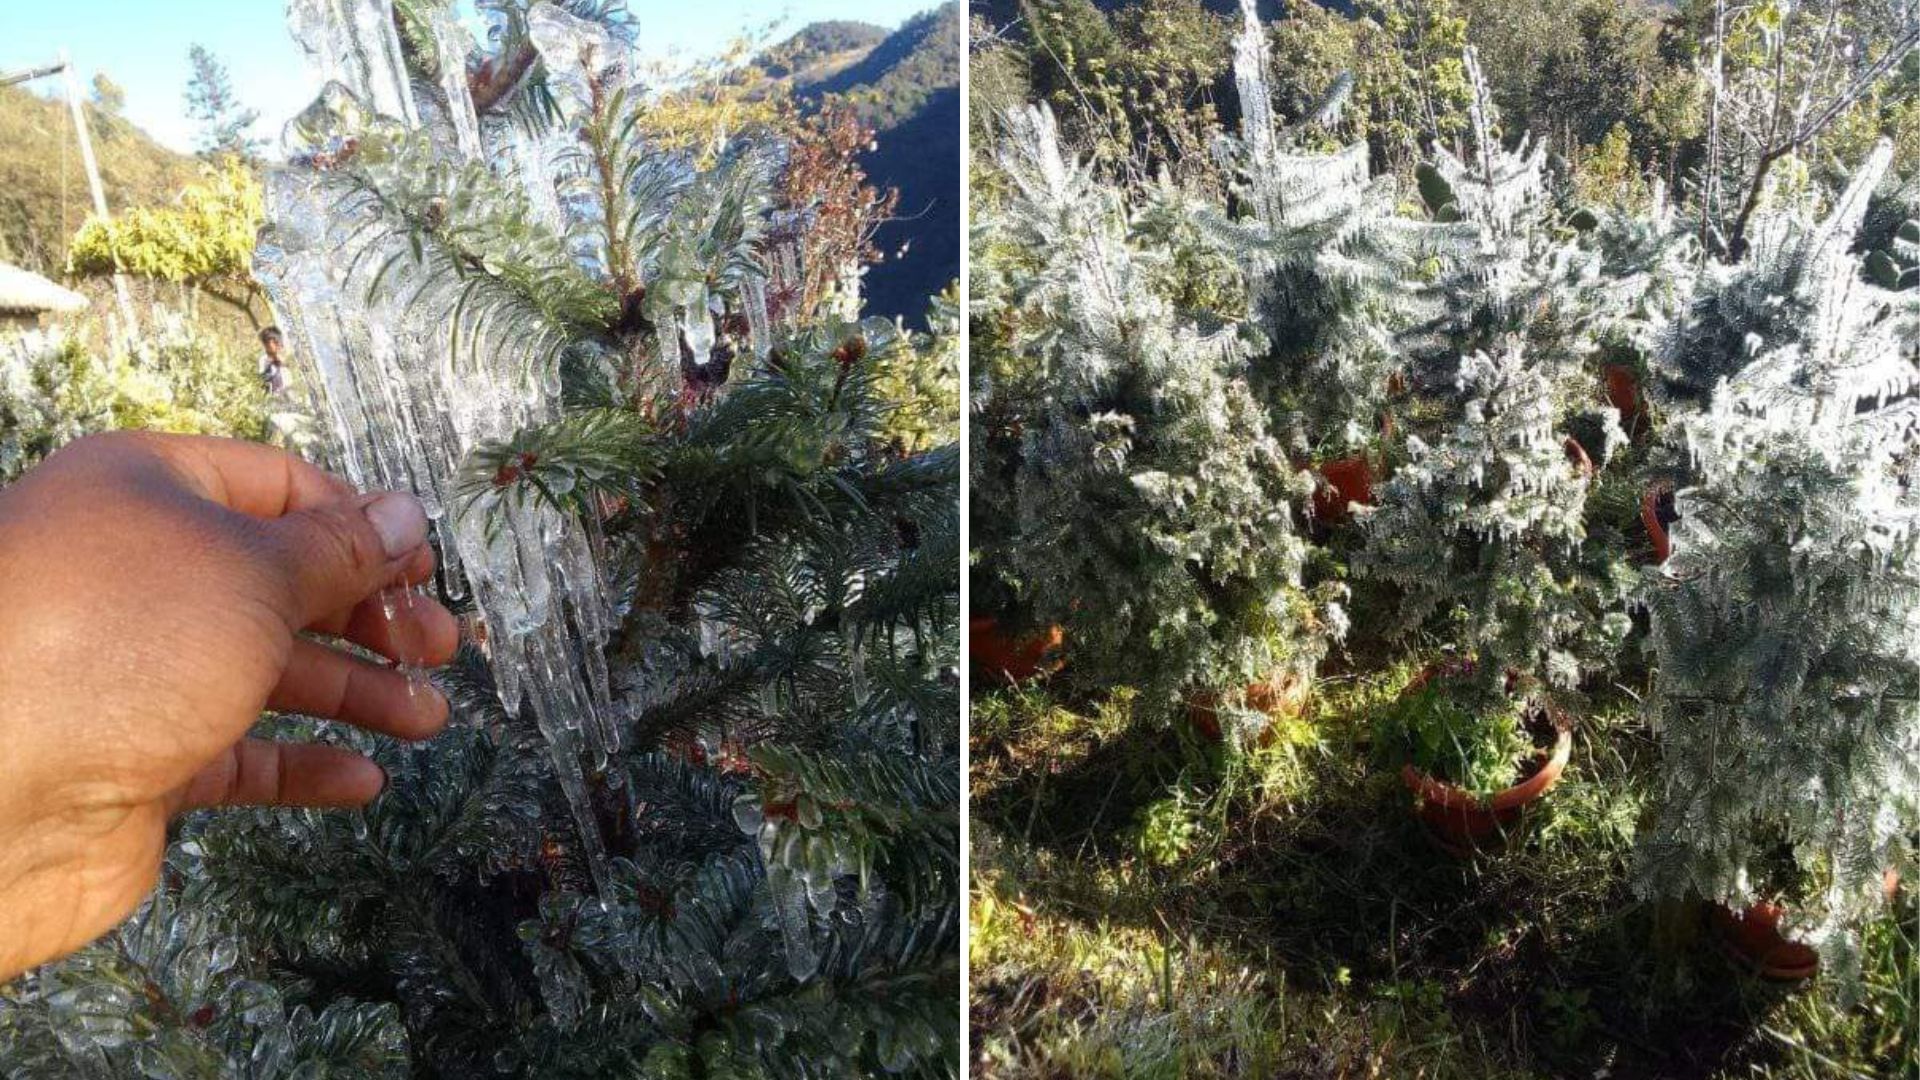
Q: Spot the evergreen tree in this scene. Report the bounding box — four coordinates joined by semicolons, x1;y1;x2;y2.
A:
1355;339;1631;696
1208;0;1478;461
972;103;1342;729
2;2;958;1075
184;45;261;161
1636;140;1920;978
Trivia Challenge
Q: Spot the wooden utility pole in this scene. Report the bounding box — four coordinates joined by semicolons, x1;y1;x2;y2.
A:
1;52;139;339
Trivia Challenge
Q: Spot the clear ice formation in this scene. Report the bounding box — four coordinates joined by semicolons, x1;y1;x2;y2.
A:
287;0;419;129
262;0;655;895
260;1;791;915
425;4;484;161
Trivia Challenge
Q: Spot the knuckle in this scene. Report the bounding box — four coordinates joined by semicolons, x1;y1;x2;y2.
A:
305;506;382;578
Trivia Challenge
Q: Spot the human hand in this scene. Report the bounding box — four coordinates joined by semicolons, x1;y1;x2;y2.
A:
0;432;458;981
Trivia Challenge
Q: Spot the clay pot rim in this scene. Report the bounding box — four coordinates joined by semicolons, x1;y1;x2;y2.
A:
1641;482;1676;564
1400;726;1573;813
1709;901;1821;981
1395;661;1573;810
969;615;1066;681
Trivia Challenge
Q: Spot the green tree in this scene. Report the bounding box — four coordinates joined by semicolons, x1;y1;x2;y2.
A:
87;72;126;138
5;3;959;1075
89;72;124;114
1268;0;1474;177
183;44;260;160
66;157;266;327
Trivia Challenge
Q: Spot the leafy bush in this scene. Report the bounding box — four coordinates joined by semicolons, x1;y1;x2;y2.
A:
0;315;267;483
1371;661;1532;794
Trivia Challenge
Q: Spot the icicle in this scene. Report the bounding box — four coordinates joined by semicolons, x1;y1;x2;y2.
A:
263;24;625;892
767;863;820;981
506;126;567;233
425;4;483;160
656;317;681;384
526;2;625;124
682;295;716;367
742;276;772;356
286;0;418;128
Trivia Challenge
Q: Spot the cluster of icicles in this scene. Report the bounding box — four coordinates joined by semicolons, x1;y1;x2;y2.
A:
252;0;788;905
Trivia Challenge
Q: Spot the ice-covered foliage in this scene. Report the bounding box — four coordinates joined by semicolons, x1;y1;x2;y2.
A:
1636;141;1920;976
0;318;272;483
2;1;956;1075
1205;0;1479;457
1417;46;1602;344
1356;340;1632;696
974;104;1340;731
0;884;407;1077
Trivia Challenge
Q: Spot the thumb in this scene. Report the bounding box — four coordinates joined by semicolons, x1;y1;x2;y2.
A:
265;491;429;629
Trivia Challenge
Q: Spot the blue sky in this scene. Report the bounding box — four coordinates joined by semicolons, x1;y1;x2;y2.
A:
0;1;932;154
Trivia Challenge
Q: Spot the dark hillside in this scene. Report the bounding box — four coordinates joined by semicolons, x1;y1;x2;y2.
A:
761;4;961;326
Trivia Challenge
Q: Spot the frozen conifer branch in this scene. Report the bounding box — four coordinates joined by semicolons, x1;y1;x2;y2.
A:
1638;140;1920;976
254;35;625;888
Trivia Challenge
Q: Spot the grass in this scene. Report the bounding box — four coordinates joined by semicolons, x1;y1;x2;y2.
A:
969;662;1920;1079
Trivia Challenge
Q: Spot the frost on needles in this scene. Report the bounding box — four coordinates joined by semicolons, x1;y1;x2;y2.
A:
975;103;1339;732
1637;141;1920;979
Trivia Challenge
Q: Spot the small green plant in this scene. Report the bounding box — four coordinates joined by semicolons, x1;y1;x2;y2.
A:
1372;662;1532;795
1135;790;1202;868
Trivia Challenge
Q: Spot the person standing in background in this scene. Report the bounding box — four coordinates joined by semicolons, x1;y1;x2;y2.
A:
258;326;289;397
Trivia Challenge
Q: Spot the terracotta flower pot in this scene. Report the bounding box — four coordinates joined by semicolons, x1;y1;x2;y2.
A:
1314;455;1376;523
1605;364;1646;437
969;616;1064;683
1710;902;1821;982
1563;435;1595;479
1711;868;1902;982
1401;728;1573;856
1642;484;1675;565
1395;666;1574;855
1188;671;1311;743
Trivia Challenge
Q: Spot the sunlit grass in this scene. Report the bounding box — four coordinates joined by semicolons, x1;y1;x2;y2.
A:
970;667;1919;1079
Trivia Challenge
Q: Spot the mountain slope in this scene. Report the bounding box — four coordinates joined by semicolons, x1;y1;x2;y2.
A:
0;83;202;274
768;4;961;327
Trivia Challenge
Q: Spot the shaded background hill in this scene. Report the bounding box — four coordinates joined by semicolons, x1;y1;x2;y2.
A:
760;4;961;326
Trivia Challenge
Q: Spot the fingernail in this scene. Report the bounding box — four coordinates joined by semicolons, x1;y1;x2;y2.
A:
364;493;428;559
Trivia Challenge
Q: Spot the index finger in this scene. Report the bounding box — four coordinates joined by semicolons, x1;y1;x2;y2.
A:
143;433;360;519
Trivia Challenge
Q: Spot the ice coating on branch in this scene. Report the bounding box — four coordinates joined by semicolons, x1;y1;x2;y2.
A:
503;125;567;233
1230;0;1283;227
424;4;484;160
254;72;618;892
768;865;819;981
286;0;418;127
741;276;773;355
527;2;627;124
